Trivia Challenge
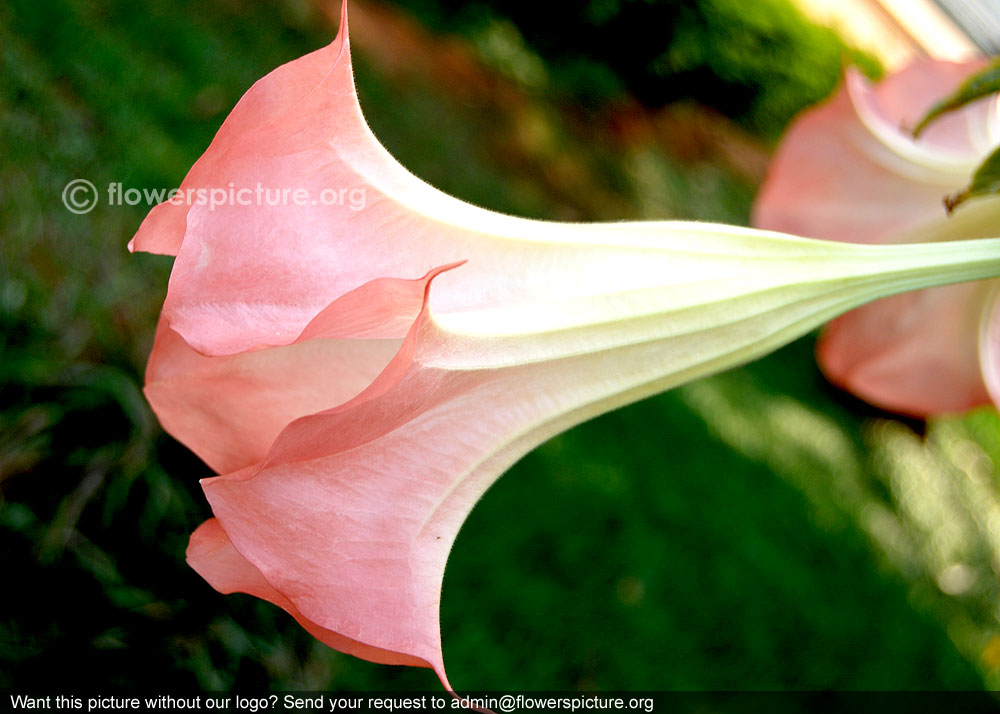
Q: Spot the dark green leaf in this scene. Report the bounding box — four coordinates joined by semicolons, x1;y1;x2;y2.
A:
913;57;1000;137
945;143;1000;212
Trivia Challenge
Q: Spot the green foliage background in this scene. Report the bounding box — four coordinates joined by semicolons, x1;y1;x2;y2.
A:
386;0;880;135
3;0;1000;698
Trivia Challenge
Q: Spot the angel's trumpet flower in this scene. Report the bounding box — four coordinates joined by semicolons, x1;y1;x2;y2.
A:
133;4;1000;686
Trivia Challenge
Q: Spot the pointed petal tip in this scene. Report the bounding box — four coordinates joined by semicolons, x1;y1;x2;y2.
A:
339;0;349;39
431;662;453;693
333;0;350;57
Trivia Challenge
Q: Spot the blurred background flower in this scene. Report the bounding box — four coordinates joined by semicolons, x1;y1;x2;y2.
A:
753;60;1000;416
5;0;1000;696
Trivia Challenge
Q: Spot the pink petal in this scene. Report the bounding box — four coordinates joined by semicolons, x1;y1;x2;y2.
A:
144;268;450;473
817;282;991;416
187;518;434;672
128;19;349;257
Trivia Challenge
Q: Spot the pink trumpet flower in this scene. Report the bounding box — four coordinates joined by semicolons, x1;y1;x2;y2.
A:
754;60;1000;417
133;4;1000;687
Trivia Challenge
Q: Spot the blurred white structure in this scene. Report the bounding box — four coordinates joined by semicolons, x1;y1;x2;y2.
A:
791;0;992;69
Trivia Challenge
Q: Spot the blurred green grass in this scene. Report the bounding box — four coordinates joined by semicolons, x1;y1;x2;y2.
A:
3;0;1000;697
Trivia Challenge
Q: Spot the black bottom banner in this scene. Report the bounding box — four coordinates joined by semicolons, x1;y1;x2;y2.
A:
5;692;1000;714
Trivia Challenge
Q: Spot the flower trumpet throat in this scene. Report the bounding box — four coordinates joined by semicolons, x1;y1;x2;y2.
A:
135;2;1000;689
